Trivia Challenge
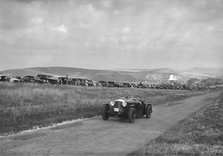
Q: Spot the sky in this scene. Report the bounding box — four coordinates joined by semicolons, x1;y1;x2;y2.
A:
0;0;223;71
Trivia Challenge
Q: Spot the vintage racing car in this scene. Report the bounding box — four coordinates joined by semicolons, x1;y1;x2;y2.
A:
102;97;152;123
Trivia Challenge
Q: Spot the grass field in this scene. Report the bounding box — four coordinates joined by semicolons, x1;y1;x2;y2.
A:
0;82;204;135
129;91;223;156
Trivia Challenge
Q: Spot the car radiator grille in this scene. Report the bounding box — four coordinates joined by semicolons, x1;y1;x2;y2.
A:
114;101;122;108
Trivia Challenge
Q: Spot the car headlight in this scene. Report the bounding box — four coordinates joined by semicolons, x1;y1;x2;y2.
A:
110;101;115;106
122;101;127;107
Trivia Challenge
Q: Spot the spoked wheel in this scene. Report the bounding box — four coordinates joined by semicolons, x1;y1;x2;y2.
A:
128;107;136;123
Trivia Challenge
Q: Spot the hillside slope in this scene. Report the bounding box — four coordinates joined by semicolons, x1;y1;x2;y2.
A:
0;67;137;81
181;67;223;79
1;67;222;82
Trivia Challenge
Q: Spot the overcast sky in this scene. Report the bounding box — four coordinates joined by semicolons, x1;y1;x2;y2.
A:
0;0;223;71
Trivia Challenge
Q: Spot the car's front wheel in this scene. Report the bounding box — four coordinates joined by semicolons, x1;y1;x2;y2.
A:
128;107;136;123
102;104;109;120
146;105;152;119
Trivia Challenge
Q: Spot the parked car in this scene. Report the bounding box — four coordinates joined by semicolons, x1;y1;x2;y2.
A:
48;76;59;84
22;76;35;83
15;76;22;82
0;75;9;82
9;77;20;83
58;76;71;85
35;74;52;84
102;97;152;123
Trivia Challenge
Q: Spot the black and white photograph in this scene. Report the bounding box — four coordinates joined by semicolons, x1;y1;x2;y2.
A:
0;0;223;155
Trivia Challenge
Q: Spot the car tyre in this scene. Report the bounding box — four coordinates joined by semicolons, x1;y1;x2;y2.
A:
128;107;136;123
146;105;152;119
102;104;109;120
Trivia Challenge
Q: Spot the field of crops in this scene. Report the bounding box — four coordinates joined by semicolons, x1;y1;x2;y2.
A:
0;82;205;135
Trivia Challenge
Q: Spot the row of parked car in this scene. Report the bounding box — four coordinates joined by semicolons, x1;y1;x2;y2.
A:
0;74;186;89
0;74;96;86
1;74;221;90
0;74;148;88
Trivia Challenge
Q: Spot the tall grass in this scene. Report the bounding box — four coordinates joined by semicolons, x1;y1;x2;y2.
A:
0;82;204;134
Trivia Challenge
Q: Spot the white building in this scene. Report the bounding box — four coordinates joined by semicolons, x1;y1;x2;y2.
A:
169;74;177;81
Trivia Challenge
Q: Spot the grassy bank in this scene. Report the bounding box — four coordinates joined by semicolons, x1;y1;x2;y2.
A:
129;91;223;156
0;82;204;135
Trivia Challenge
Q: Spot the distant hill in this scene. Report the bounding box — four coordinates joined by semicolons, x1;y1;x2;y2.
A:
180;67;223;79
1;67;222;83
0;67;137;82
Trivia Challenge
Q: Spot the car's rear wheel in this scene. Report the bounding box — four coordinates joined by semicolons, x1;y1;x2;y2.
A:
146;105;152;119
128;107;136;123
102;104;109;120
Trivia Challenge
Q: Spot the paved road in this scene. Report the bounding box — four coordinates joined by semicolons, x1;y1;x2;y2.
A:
0;91;220;156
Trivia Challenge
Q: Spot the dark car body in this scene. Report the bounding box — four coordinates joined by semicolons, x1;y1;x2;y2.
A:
22;76;35;83
98;81;108;87
0;75;9;82
35;74;52;84
58;76;73;85
102;97;152;123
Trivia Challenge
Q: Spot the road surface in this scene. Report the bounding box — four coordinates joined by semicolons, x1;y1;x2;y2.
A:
0;91;221;156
